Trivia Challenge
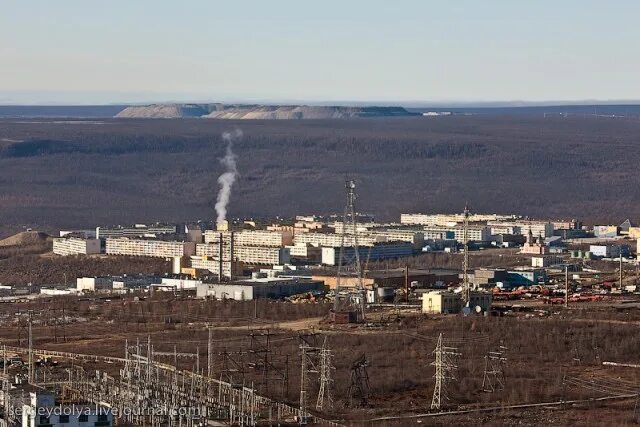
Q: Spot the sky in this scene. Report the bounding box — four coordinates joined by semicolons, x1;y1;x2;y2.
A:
1;0;639;105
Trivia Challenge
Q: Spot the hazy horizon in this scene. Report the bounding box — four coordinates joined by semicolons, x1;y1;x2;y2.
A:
2;1;640;104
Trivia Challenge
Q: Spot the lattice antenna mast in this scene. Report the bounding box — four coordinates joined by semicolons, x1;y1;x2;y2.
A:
430;333;460;410
335;180;364;317
462;204;471;305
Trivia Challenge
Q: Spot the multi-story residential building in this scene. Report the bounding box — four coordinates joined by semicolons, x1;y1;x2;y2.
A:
368;229;425;248
422;225;491;242
196;243;290;265
294;232;382;247
204;230;293;247
488;220;554;238
96;224;176;239
105;238;195;258
401;213;518;227
53;238;101;256
320;242;414;266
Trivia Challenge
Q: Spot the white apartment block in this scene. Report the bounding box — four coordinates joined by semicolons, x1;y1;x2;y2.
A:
105;238;195;257
203;230;293;247
196;243;289;265
190;256;235;278
294;232;382;247
368;229;425;247
488;220;554;238
423;226;491;242
401;213;518;227
53;238;101;256
22;391;113;427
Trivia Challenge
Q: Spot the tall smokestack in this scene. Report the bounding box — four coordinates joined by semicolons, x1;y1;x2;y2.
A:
215;130;242;229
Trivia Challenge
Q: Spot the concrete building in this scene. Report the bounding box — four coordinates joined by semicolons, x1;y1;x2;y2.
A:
531;255;563;268
105;238;195;258
294;232;382;247
423;225;491;242
401;213;518;227
368;229;425;248
204;229;293;247
422;291;493;314
196;243;289;265
589;244;630;258
77;277;113;292
22;390;113;427
189;256;236;279
53;238;101;256
472;268;510;288
507;268;547;286
488;220;554;238
320;242;414;266
159;277;202;290
286;243;322;262
96;224;176;239
593;225;619;239
196;277;325;300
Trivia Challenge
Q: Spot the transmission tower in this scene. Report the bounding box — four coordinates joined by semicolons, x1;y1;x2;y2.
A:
347;354;370;407
462;204;471;305
316;338;334;411
481;345;507;392
334;179;365;321
430;333;460;410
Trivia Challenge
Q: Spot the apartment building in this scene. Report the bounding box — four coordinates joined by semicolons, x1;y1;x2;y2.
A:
204;229;293;247
294;232;382;247
105;238;195;257
96;224;176;239
488;220;554;238
196;243;290;265
368;229;425;248
423;225;491;242
401;213;517;227
53;237;101;256
321;242;413;266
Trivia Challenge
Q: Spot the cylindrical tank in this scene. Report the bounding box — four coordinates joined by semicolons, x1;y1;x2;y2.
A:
577;250;583;258
584;251;592;259
571;250;579;258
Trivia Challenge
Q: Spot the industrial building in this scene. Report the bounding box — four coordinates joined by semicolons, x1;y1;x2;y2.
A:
105;238;196;258
589;244;630;258
320;242;414;266
592;225;619;239
196;277;325;300
421;291;493;314
21;390;113;427
52;237;101;256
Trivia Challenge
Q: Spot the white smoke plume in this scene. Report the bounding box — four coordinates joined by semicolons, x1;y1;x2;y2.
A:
215;129;242;228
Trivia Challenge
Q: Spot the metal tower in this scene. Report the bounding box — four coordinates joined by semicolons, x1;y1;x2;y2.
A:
462;204;471;305
430;333;459;410
334;179;365;320
481;346;507;392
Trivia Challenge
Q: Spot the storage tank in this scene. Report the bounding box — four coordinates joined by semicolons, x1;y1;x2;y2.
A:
584;251;593;259
571;250;579;258
577;250;583;258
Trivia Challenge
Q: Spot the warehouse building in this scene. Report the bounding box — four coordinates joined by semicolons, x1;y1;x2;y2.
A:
589;244;630;258
105;238;196;258
53;237;101;256
196;277;325;300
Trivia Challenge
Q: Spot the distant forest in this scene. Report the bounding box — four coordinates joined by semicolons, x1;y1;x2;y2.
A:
0;115;639;236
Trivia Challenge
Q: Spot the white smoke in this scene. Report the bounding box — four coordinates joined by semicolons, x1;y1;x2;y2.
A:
215;129;242;228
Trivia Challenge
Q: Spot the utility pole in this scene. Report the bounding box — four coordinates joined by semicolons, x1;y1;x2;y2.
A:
404;265;409;303
348;354;370;407
207;325;213;378
28;311;34;384
430;333;460;410
620;246;624;292
462;204;471;305
565;265;569;308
